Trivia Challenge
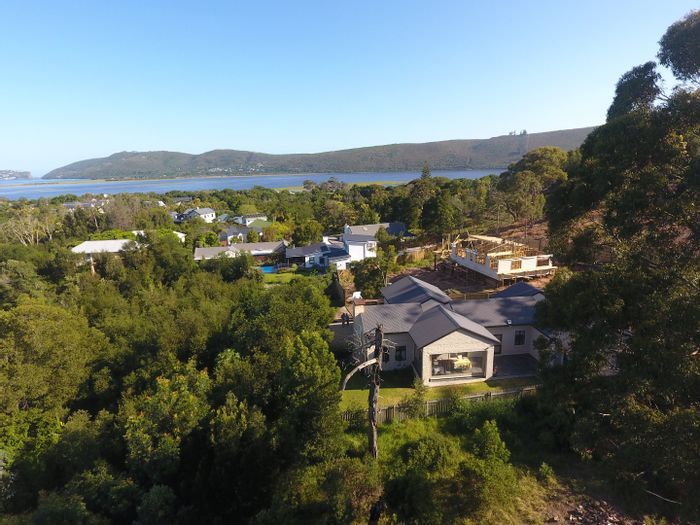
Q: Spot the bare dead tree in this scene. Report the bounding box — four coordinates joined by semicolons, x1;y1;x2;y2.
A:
341;323;387;458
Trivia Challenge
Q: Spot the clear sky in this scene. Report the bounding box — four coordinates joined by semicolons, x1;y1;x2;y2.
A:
1;1;697;175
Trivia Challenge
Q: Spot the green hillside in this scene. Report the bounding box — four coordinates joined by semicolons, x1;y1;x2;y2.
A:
43;126;595;179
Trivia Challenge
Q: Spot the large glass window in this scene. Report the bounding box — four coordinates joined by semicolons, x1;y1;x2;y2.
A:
514;330;526;346
431;352;485;378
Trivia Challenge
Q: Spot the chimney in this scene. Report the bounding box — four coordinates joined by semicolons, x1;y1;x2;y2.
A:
352;292;365;317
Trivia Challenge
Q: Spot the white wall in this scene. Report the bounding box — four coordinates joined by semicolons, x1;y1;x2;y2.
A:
381;332;415;371
451;245;555;278
487;325;541;358
496;256;555;275
450;248;498;279
345;241;377;261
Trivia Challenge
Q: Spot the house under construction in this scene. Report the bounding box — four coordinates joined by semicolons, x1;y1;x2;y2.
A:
451;234;556;282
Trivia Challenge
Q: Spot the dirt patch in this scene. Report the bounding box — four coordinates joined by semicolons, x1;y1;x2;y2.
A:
389;264;554;296
488;218;551;249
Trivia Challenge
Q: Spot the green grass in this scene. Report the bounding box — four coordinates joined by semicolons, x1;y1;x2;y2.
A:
340;367;538;410
262;272;300;284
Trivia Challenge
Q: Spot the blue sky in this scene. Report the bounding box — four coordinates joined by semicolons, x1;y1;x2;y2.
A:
1;1;697;175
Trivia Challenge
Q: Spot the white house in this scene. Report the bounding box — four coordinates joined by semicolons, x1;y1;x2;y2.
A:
285;240;352;270
219;224;263;245
451;234;556;282
353;276;546;385
131;230;186;243
193;240;287;261
341;222;410;262
181;208;216;223
71;239;135;274
233;214;268;227
71;239;133;256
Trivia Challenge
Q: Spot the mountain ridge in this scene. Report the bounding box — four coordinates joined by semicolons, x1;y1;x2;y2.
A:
44;126;596;179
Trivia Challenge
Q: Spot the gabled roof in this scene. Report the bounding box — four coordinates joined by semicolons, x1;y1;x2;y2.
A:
185;207;215;216
358;303;424;334
409;305;499;348
381;275;451;305
450;296;542;327
71;239;133;254
346;222;408;237
194;241;287;261
221;224;253;237
491;282;543;298
229;240;287;254
286;242;329;258
344;233;378;243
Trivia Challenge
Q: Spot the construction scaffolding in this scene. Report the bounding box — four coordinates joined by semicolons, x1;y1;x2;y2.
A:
450;234;556;282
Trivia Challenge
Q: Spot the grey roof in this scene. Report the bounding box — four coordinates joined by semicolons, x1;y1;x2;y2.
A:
409;305;499;348
193;246;231;260
221;224;254;238
381;275;451;305
229;240;286;253
491;282;543;298
344;233;378;243
358;303;424;334
346;222;408;237
194;240;286;260
286;242;329;258
327;246;351;260
450;296;541;327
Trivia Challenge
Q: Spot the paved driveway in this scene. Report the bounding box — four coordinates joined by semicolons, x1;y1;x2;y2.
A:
493;354;539;378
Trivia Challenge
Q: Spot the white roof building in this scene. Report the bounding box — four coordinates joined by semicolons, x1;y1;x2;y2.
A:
71;240;133;254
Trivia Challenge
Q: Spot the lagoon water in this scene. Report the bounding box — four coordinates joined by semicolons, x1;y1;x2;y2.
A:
0;169;500;200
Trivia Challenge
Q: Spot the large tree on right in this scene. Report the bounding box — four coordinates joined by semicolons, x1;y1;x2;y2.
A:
539;10;700;519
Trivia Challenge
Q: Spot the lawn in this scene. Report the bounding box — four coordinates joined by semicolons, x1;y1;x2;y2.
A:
340;367;539;410
262;272;300;284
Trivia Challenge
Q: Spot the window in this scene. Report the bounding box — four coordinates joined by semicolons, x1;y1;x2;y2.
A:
510;259;522;270
431;352;485;378
489;258;498;270
514;330;526;346
494;334;503;354
395;346;406;361
382;346;390;363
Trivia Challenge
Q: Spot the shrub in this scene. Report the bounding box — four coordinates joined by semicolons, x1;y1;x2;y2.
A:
399;378;427;419
537;462;557;487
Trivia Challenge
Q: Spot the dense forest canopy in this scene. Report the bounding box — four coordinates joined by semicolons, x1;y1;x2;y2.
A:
1;9;699;525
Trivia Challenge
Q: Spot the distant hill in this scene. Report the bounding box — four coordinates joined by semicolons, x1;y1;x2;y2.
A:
43;127;595;180
0;170;31;180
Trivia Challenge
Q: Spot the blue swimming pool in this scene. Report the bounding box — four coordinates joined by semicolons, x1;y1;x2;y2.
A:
259;265;277;274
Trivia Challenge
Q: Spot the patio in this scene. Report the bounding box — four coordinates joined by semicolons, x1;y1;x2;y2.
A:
493;354;539;378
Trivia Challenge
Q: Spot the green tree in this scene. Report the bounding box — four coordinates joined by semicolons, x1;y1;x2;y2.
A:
421;161;432;179
607;62;661;121
0;300;106;414
540;16;700;512
246;229;259;243
351;246;398;298
421;189;457;236
120;361;211;483
292;219;324;246
658;9;700;82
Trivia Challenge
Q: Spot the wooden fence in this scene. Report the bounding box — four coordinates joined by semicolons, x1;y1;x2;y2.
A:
342;385;539;426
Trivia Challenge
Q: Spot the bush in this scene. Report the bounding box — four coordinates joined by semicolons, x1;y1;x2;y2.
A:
399;378;427;419
537;462;557;487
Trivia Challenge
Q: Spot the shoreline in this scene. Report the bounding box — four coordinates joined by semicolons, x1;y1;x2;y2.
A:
31;167;502;185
